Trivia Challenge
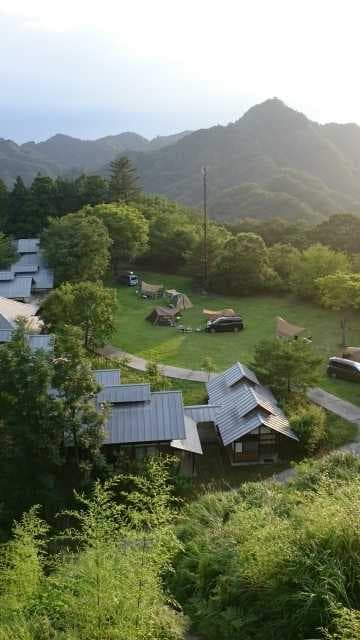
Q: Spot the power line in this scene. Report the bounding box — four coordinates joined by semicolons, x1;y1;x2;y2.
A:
202;166;208;287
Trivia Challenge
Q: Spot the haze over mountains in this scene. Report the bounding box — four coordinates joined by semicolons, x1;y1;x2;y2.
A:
3;98;360;223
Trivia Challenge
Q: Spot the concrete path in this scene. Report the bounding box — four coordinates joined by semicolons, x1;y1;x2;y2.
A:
307;387;360;424
99;344;211;383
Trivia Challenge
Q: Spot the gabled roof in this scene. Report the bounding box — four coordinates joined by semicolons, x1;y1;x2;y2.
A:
94;369;121;387
97;383;151;405
0;276;33;299
184;404;220;423
105;390;186;445
0;331;54;352
17;239;40;254
207;362;260;404
224;362;260;387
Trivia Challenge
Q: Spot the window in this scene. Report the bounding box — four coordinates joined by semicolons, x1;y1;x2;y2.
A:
234;441;243;453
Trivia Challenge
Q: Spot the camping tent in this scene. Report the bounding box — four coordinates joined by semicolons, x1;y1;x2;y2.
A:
343;347;360;362
203;308;236;320
140;281;164;299
146;306;180;325
166;290;193;310
276;316;305;338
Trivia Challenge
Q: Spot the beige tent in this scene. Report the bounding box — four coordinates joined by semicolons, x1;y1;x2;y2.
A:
146;306;180;325
139;281;164;299
168;291;193;311
343;347;360;362
203;308;236;320
276;316;305;338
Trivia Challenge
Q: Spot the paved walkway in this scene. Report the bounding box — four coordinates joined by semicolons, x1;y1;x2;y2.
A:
307;387;360;424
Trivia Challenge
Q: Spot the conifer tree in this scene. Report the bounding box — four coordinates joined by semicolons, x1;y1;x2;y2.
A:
109;155;140;202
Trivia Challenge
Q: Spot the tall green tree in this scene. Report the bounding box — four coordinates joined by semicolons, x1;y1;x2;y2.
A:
185;223;232;283
314;213;360;254
40;281;118;348
291;243;350;300
84;202;149;273
76;174;109;206
26;174;57;234
316;271;360;346
252;338;322;398
41;212;111;283
268;242;301;291
0;232;16;268
5;176;31;237
0;178;8;231
109;155;140;202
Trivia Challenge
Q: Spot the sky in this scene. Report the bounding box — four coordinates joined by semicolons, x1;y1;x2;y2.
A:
1;0;360;143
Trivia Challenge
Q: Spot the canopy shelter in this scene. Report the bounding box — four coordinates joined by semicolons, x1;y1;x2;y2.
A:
343;347;360;362
276;316;305;339
166;290;193;311
203;308;236;320
139;281;164;299
146;306;180;325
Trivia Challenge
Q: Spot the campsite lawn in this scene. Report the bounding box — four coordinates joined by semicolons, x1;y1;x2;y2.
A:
111;271;360;406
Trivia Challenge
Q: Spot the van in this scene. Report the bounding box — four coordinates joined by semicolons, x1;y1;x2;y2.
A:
119;271;139;287
327;357;360;382
205;316;244;333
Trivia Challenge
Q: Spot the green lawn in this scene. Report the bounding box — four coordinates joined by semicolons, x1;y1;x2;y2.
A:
111;271;360;405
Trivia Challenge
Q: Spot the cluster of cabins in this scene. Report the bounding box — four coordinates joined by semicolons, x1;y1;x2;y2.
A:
0;238;54;303
94;361;299;471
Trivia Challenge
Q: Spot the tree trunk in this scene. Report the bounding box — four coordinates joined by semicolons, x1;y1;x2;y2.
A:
340;317;347;347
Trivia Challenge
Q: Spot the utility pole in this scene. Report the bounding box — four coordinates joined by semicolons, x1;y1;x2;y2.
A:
202;166;208;288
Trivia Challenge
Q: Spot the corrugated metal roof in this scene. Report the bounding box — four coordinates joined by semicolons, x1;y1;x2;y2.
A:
105;390;185;445
0;276;33;299
219;410;298;446
0;329;12;342
184;404;220;423
97;383;150;404
0;313;13;330
171;415;203;455
224;362;260;387
28;335;54;353
17;239;40;254
94;369;121;387
0;271;15;281
32;268;54;290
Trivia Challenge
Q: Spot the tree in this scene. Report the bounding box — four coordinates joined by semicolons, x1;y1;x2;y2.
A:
314;213;360;254
85;203;149;274
5;176;31;237
145;208;198;272
109;155;140;202
211;232;276;295
268;243;301;291
76;174;109;207
252;338;322;398
0;232;16;268
201;357;217;382
41;211;111;283
289;403;327;455
40;281;118;348
27;174;57;234
316;271;360;346
0;177;8;230
185;223;232;283
291;243;350;300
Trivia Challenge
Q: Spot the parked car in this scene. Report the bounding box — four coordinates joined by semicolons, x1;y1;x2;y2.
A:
119;271;139;286
327;356;360;382
205;316;244;333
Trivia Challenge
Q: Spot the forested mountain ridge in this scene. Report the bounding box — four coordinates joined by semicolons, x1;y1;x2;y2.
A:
129;98;360;222
0;130;191;186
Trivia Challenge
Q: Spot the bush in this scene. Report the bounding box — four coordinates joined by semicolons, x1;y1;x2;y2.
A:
290;404;327;454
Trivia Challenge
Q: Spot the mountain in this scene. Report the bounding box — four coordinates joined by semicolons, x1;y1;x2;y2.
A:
0;130;191;186
129;98;360;222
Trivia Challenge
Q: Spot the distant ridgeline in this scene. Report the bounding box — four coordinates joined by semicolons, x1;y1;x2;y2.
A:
3;98;360;222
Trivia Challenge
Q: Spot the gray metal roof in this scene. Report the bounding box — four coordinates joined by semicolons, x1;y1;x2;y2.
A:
184;404;220;423
0;271;15;281
0;276;33;300
32;268;54;291
0;313;13;330
97;383;150;405
0;329;12;342
12;252;39;269
28;335;54;353
171;415;203;455
104;390;185;445
17;239;40;254
94;369;121;387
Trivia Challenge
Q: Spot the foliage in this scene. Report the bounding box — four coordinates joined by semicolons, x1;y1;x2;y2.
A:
171;452;360;640
252;338;323;398
289;403;327;454
5;176;32;237
291;243;350;300
210;232;277;295
314;213;360;255
146;361;171;391
0;232;16;268
40;281;118;348
268;242;301;291
41;211;111;283
185;222;232;284
316;271;360;345
109;155;140;202
86;202;149;273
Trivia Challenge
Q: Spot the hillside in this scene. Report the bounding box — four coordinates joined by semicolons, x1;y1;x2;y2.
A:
0;130;191;186
130;98;360;221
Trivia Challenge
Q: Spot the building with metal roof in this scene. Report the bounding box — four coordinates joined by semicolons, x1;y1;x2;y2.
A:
0;271;15;281
0;276;33;301
97;383;151;405
32;268;54;292
206;362;299;464
94;369;121;387
0;330;54;352
17;239;40;254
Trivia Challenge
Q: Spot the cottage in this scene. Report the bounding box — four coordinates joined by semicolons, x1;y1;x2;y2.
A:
0;239;54;302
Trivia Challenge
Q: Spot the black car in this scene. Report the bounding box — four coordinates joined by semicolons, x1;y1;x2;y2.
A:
327;357;360;382
205;316;244;333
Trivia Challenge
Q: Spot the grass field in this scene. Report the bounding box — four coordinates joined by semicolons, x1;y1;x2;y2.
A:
111;271;360;405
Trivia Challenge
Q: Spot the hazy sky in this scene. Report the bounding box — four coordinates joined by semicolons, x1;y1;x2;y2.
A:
1;0;360;142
